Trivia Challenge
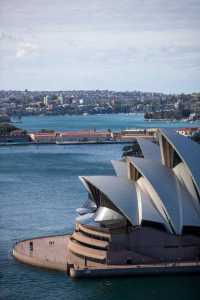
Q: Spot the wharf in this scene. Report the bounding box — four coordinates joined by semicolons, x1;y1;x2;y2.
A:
0;138;151;147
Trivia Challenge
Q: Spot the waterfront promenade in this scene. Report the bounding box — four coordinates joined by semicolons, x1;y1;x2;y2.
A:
0;138;151;147
13;235;70;271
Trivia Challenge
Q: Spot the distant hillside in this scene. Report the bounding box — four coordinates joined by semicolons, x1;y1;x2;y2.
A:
0;123;19;135
0;114;10;123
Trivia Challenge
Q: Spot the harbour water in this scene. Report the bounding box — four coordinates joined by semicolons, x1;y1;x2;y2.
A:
1;115;200;299
13;113;200;132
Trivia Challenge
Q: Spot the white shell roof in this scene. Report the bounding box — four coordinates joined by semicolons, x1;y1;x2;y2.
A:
137;138;161;161
128;156;200;234
111;160;128;177
128;157;181;233
78;129;200;234
136;177;169;226
80;176;139;226
159;128;200;194
94;206;124;223
80;174;177;231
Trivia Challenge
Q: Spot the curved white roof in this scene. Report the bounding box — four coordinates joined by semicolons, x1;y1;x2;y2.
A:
173;162;200;214
136;177;169;227
94;206;125;223
80;174;180;231
111;160;128;177
159;128;200;194
80;176;139;226
128;157;200;234
137;138;161;161
77;129;200;234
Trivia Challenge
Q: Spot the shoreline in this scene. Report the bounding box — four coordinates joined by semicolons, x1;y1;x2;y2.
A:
0;139;152;147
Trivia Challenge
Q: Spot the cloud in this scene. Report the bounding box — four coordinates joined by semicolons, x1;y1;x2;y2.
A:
0;32;18;42
16;42;38;58
0;1;200;91
0;31;39;58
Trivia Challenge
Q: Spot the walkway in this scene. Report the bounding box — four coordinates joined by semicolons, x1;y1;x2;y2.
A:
13;234;69;271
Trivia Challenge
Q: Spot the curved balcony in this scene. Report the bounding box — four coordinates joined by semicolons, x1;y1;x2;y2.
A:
77;223;111;241
72;231;108;249
68;238;107;261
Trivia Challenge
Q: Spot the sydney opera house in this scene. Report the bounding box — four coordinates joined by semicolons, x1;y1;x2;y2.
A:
66;128;200;274
13;128;200;277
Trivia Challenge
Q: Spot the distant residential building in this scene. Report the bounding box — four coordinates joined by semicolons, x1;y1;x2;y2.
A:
58;95;64;105
43;96;49;106
177;127;200;137
120;128;156;138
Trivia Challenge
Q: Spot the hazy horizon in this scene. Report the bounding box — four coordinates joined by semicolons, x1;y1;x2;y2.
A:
0;88;200;95
0;0;200;93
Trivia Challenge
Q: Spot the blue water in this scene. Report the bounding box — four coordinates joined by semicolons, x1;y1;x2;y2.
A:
13;114;200;132
0;143;199;300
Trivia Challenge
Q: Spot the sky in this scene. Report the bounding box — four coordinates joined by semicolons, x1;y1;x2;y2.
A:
0;0;200;93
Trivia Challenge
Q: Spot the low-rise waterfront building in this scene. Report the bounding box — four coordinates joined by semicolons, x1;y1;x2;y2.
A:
57;130;111;143
29;132;57;143
29;130;111;144
177;127;200;137
119;128;157;141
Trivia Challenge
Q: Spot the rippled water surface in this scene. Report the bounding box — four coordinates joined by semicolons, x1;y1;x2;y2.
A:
0;144;199;300
13;113;200;132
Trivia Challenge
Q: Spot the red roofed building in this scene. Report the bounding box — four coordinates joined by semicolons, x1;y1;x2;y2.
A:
29;130;111;143
29;132;58;143
58;130;111;142
177;127;200;137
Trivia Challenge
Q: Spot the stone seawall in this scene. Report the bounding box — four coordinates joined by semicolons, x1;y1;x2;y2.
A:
70;262;200;278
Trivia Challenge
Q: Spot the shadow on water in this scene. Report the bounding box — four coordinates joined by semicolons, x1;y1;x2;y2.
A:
73;274;200;300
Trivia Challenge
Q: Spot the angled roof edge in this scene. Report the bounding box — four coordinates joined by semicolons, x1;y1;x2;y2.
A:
111;160;128;177
79;175;139;226
137;138;161;161
159;128;200;195
127;157;183;234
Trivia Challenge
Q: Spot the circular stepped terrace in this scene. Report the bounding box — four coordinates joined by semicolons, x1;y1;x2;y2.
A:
68;223;111;264
72;232;109;249
77;223;111;241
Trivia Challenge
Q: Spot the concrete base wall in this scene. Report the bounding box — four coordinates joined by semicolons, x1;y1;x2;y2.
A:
109;226;200;264
69;263;200;278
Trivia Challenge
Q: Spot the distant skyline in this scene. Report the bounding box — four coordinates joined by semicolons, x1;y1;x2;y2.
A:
0;0;200;93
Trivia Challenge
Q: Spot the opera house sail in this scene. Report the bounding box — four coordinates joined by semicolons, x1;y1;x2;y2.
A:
13;129;200;278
